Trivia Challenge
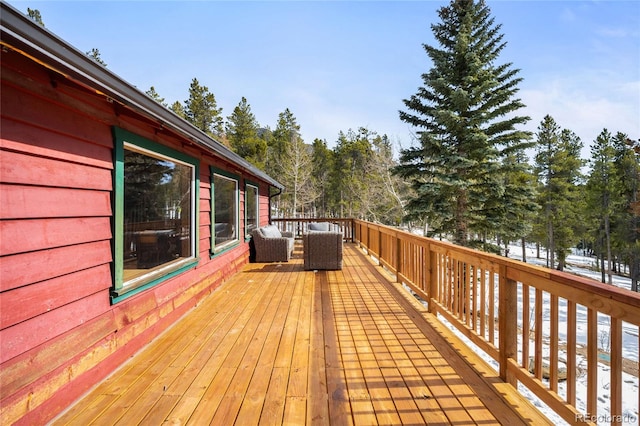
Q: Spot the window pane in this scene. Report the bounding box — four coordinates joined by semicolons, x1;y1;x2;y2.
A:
214;174;238;249
123;148;193;282
246;184;258;234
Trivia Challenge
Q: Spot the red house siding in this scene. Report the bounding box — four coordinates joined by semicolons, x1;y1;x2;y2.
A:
0;43;276;424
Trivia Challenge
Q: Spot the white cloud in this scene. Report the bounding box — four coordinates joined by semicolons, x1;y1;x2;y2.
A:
521;75;640;158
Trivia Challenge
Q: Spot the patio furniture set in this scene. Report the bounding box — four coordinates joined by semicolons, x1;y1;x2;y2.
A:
251;222;343;270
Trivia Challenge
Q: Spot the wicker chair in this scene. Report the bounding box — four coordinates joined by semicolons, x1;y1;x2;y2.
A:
303;231;343;270
251;225;295;262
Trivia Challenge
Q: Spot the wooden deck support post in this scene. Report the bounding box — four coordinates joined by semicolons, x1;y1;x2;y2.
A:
498;265;517;386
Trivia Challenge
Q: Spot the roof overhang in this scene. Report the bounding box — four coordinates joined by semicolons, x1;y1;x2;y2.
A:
0;1;283;190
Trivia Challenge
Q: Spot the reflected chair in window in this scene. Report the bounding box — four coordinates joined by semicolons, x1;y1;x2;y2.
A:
136;232;160;268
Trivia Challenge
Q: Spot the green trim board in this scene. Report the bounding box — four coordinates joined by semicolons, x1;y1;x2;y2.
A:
111;127;200;303
210;166;241;255
244;180;259;241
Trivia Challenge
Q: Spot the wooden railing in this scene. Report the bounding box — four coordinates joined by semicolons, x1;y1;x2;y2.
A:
274;218;639;425
271;217;355;242
353;219;640;426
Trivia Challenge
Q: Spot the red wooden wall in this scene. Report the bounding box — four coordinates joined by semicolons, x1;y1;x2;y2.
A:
0;47;273;424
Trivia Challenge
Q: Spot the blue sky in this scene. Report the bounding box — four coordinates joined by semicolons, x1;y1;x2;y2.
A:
8;1;639;158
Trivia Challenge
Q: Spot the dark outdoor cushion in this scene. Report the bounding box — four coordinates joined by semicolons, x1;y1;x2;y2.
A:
261;225;282;238
308;222;330;232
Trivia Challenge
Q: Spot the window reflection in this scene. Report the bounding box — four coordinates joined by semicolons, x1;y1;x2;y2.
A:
123;148;193;282
246;184;258;235
213;173;238;250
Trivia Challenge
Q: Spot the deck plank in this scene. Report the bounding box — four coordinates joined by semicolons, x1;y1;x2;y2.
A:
51;243;552;425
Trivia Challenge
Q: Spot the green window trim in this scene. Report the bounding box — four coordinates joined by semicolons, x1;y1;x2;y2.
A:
112;127;199;303
244;180;259;241
210;166;240;256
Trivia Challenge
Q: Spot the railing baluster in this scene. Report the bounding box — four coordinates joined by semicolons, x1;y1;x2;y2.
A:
522;283;530;372
610;317;622;425
465;262;471;326
534;289;543;381
587;308;598;418
566;301;576;406
489;271;495;345
480;267;486;339
549;294;559;392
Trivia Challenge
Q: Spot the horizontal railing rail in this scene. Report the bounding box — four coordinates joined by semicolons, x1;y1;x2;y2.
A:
353;219;640;426
271;217;355;242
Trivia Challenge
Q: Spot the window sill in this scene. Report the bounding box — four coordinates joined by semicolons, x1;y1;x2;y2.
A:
111;257;198;304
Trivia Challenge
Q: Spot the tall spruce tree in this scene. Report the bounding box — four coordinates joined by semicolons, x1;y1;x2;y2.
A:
394;0;531;246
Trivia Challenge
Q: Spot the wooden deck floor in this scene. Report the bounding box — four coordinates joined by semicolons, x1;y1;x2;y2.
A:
52;243;551;425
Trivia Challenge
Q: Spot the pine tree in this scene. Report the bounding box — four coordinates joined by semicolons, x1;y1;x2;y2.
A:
146;86;166;107
394;0;531;246
533;116;584;271
225;97;267;169
184;78;223;136
332;129;373;219
268;109;303;216
27;8;44;27
495;150;538;259
311;139;334;217
86;48;107;67
268;108;300;176
612;134;640;291
170;101;185;119
585;129;619;284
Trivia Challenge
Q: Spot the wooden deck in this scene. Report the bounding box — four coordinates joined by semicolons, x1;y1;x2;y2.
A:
51;243;551;425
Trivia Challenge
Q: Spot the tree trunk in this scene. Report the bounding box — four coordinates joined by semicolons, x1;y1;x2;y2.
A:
604;215;613;285
547;219;555;269
521;237;527;262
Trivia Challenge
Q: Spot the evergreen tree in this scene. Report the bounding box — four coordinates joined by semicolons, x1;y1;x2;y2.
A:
612;134;640;291
533;116;584;270
225;97;267;169
332;128;373;219
27;8;44;26
585;129;619;284
394;0;531;246
146;86;166;107
495;149;539;259
268;108;300;178
268;109;303;216
311;139;334;217
183;78;223;136
86;48;107;67
170;101;185;119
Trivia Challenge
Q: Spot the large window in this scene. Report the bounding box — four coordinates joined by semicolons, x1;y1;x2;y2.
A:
212;169;239;253
113;128;198;301
245;182;259;238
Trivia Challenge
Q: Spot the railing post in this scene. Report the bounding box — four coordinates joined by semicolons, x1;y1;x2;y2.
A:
428;245;437;314
499;265;517;386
